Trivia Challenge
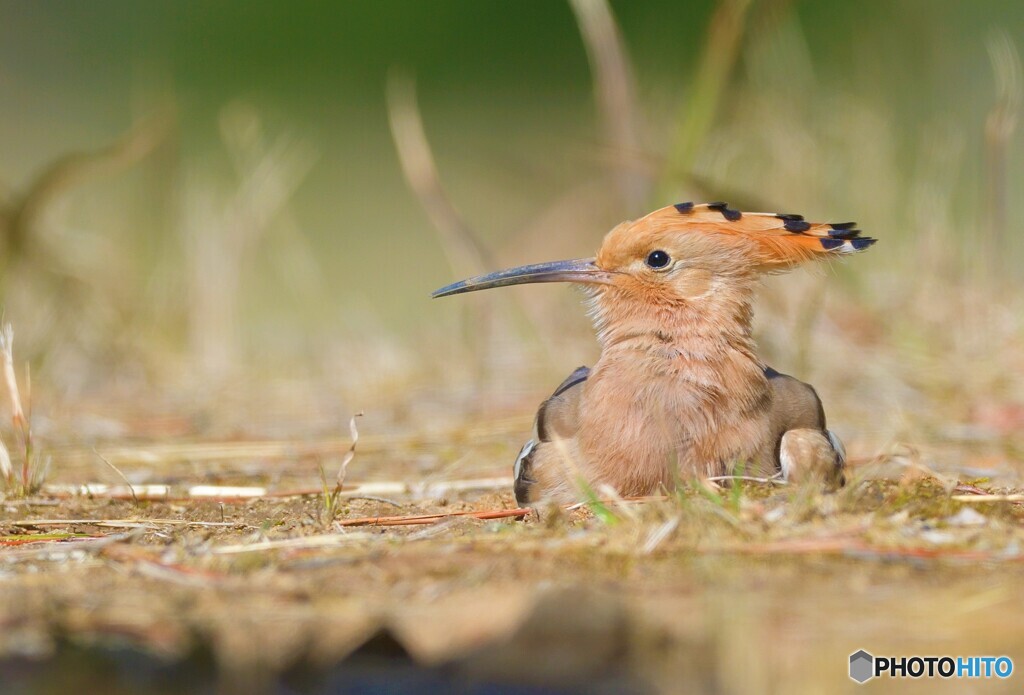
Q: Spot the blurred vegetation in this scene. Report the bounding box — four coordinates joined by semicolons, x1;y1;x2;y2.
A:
0;1;1021;459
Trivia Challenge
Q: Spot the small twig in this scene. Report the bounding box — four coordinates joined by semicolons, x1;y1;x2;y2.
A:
951;494;1024;503
337;507;531;527
40;476;516;503
41;483;170;500
705;475;788;485
952;484;1024;508
5;518;248;529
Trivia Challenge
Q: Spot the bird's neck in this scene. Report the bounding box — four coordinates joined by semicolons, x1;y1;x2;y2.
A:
588;285;770;422
591;286;761;369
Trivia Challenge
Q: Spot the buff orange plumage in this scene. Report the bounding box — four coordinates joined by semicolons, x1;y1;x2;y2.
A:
602;201;875;273
434;202;874;504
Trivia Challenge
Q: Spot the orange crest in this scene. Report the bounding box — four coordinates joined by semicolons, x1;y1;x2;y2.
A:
610;201;876;272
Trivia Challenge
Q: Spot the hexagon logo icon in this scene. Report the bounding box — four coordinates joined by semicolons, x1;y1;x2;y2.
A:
849;650;874;683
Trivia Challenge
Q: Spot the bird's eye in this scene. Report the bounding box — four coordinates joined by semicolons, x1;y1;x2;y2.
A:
646;250;671;269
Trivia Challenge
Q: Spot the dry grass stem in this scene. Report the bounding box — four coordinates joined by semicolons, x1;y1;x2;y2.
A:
0;323;25;430
386;71;493;278
665;0;754;183
705;475;787;485
336;507;530;527
568;0;646;210
0;437;11;482
984;30;1021;264
641;516;681;554
335;413;363;490
185;109;317;377
952;494;1024;503
42;483;170;499
189;485;268;498
93;449;138;505
39;477;516;502
0;322;44;493
5;518;246;529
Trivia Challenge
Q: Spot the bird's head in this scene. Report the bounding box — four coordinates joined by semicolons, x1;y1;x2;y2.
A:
433;202;875;313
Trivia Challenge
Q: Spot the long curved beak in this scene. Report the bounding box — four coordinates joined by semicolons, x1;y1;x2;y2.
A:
432;258;614;298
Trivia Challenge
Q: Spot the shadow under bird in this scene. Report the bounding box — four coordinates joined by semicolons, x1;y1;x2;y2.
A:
433;202;875;505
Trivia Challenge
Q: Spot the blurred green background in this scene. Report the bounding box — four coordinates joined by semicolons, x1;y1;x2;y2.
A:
0;1;1021;424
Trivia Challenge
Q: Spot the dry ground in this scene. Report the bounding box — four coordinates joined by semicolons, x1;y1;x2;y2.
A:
2;388;1023;694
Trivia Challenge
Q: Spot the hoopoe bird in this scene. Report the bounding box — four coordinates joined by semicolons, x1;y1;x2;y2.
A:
433;202;875;504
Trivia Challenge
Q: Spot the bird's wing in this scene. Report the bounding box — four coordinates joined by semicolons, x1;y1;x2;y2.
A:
764;366;826;434
513;366;590;504
764;367;845;486
535;365;590;442
641;202;876;270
